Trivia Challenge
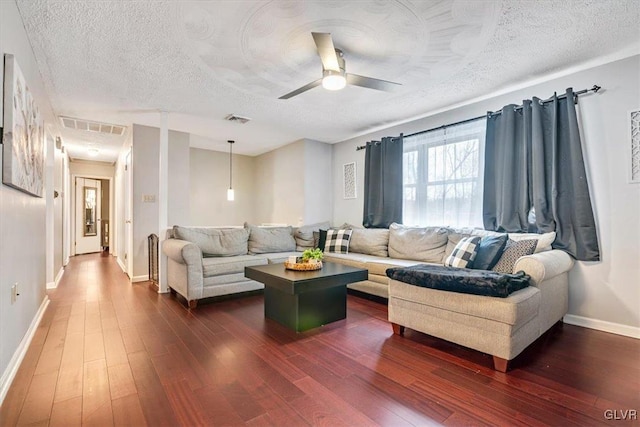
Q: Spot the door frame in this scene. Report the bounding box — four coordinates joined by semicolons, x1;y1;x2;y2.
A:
71;173;113;257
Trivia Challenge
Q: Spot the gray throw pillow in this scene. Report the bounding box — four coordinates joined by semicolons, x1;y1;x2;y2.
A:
172;226;249;257
388;223;449;263
349;228;390;257
294;221;331;251
245;223;296;254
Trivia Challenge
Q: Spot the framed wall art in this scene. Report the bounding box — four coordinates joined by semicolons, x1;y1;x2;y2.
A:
2;54;45;197
630;108;640;184
343;162;356;199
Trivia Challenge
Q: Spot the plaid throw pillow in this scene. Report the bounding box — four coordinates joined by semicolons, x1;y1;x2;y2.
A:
324;229;352;254
444;236;481;268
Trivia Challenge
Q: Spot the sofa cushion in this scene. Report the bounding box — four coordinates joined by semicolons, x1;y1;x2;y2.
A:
388;223;448;263
294;221;331;251
260;251;303;264
364;258;427;276
202;255;267;277
473;234;509;270
442;230;473;263
508;231;556;253
444;236;481;268
322;252;382;270
324;229;352;254
245;224;296;254
389;279;540;326
471;229;555;253
492;239;537;274
173;226;248;257
349;228;390;257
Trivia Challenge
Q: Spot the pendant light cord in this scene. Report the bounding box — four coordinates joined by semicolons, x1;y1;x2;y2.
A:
228;140;234;189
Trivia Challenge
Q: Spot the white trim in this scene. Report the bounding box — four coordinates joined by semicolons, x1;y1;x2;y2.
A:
340;46;640;144
46;267;65;290
132;275;149;283
564;314;640;339
0;297;50;405
116;257;127;274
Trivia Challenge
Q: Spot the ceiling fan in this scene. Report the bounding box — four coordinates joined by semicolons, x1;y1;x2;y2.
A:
279;32;402;99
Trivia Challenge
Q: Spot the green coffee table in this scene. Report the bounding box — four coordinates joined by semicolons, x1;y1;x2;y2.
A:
245;261;368;332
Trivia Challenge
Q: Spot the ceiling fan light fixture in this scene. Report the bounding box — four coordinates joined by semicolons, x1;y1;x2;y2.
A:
322;70;346;91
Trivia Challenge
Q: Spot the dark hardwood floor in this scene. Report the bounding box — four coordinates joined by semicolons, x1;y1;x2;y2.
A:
1;253;638;426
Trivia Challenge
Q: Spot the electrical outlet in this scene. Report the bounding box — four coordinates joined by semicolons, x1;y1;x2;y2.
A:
11;283;18;304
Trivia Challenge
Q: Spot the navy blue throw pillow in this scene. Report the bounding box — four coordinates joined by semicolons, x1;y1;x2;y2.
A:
317;229;328;252
473;234;508;270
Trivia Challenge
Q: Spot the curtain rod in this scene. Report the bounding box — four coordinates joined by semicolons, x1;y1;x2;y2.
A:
355;85;601;151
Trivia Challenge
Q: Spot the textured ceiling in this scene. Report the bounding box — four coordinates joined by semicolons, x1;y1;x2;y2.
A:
15;0;640;161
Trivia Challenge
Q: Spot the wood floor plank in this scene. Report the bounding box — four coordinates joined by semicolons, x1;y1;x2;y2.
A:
15;370;58;425
1;253;638;427
82;358;113;425
112;394;147;427
54;365;83;403
83;331;105;362
163;379;210;426
108;363;138;400
49;395;82;426
128;350;179;426
104;328;129;367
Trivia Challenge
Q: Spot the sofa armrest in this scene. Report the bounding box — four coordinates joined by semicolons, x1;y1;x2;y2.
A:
513;250;574;285
162;239;202;265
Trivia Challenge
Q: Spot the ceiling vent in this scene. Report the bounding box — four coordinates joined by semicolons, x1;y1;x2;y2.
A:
225;114;251;124
59;116;126;136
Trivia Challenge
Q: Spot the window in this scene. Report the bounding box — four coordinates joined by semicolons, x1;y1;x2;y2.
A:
403;118;486;228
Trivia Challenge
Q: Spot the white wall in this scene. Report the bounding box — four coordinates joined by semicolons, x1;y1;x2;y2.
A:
53;144;64;276
252;139;333;226
132;125;160;279
168;132;190;226
0;0;58;393
69;159;115;178
131;125;190;278
254;140;306;225
189;147;256;226
332;55;640;332
304;139;333;224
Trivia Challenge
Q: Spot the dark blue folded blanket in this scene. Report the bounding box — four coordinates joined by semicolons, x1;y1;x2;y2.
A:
386;265;530;298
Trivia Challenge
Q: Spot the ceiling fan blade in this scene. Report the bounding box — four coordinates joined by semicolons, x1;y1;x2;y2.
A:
311;32;340;71
346;74;402;92
278;79;322;99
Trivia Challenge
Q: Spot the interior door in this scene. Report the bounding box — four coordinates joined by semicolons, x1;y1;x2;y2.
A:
75;177;102;254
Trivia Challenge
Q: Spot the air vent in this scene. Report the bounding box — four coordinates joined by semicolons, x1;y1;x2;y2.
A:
225;114;251;124
59;116;126;136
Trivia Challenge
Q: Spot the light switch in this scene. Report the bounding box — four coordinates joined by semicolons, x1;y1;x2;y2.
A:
142;194;156;203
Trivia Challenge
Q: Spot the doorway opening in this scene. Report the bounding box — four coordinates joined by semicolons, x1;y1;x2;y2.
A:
72;175;112;256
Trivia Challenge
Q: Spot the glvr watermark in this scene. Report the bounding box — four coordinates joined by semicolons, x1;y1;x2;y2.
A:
604;409;637;421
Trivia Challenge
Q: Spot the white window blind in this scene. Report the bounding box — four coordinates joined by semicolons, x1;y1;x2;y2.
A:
403;118;487;228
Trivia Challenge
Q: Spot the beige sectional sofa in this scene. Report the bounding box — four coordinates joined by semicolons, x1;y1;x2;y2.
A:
163;221;574;371
323;223;573;371
162;225;303;308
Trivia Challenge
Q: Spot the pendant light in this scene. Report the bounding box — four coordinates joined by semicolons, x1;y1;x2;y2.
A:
227;140;235;201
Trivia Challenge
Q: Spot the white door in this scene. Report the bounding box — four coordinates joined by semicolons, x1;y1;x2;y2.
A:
124;150;133;276
75;177;102;254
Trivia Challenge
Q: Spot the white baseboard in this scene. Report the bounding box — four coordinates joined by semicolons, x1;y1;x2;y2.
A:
116;257;126;273
0;296;50;405
131;275;149;283
564;314;640;339
46;267;65;290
